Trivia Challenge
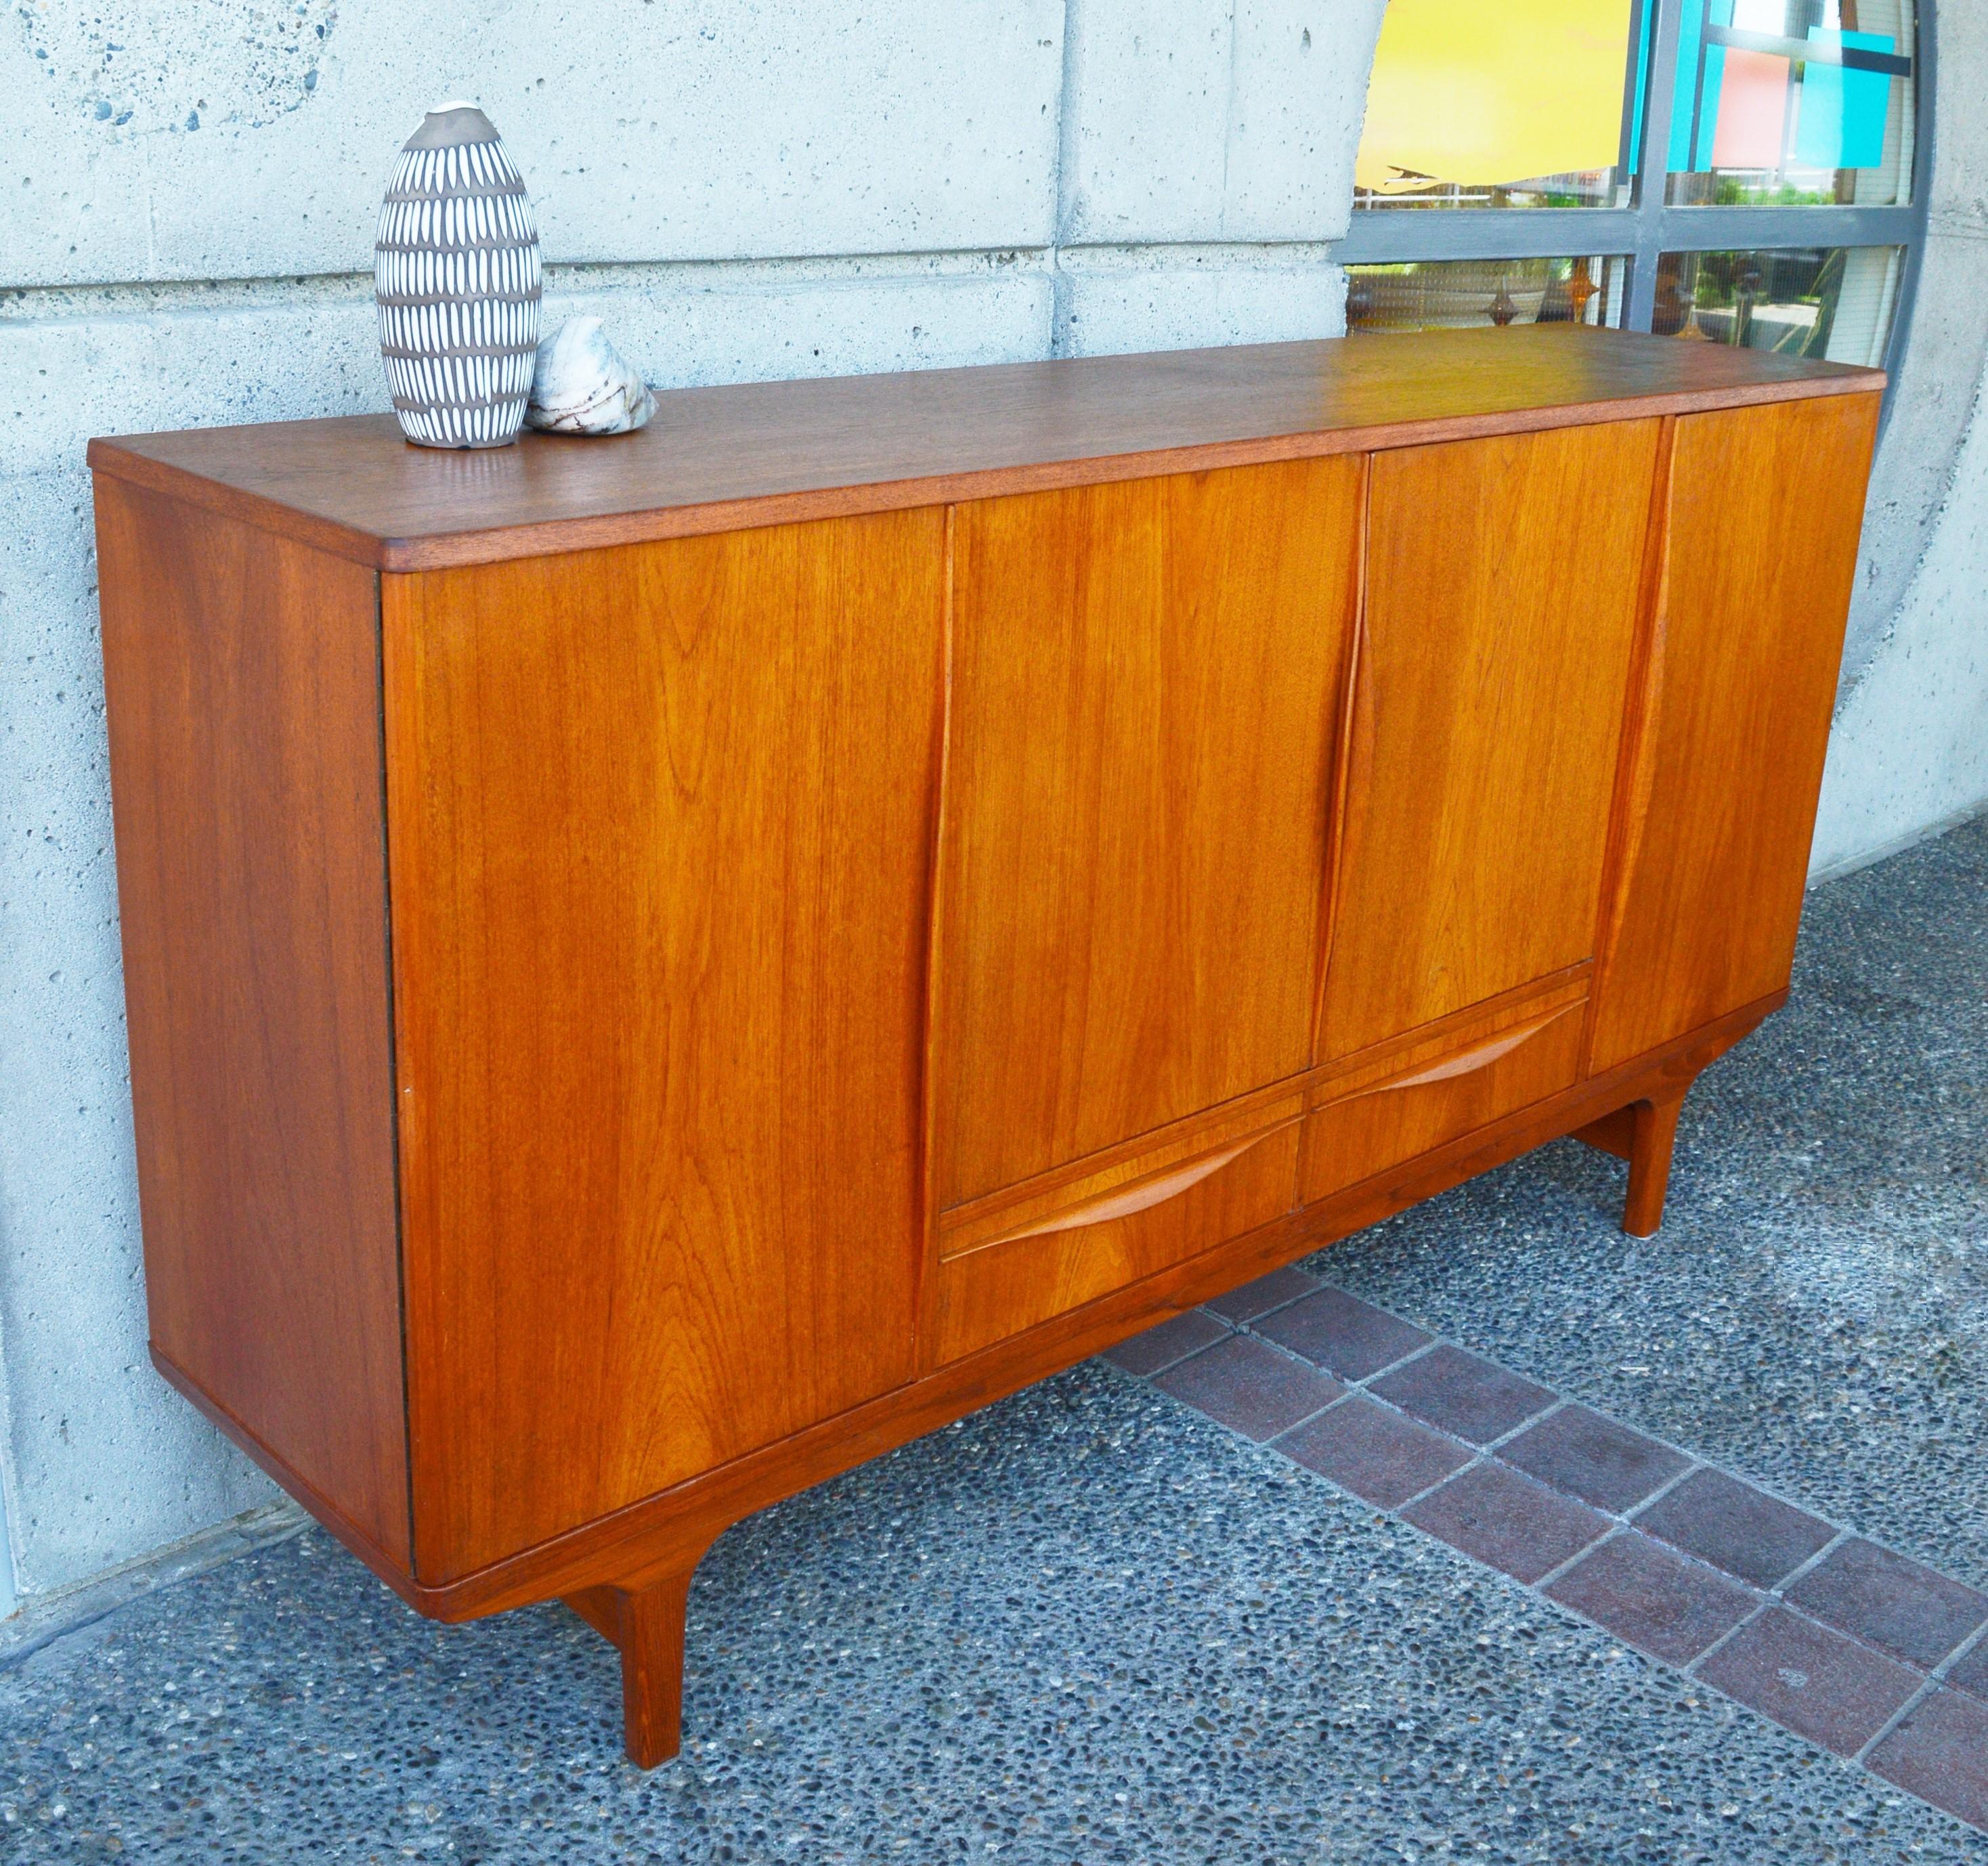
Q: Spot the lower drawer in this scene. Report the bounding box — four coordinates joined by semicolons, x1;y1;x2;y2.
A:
930;1093;1303;1366
1301;993;1585;1203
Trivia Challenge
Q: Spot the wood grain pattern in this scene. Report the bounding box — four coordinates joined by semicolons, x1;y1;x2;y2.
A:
382;510;945;1582
934;459;1362;1207
930;1116;1301;1366
939;1091;1305;1258
390;991;1784;1628
1361;1011;1572;1091
564;1573;699;1768
1586;393;1882;1070
1318;420;1662;1058
1574;1106;1638;1160
88;328;1881;573
94;479;411;1569
1621;1092;1688;1237
970;1135;1280;1246
1302;995;1586;1203
1576;416;1680;1079
160;993;1772;1638
1313;960;1593;1089
90;328;1884;1764
936;1077;1312;1259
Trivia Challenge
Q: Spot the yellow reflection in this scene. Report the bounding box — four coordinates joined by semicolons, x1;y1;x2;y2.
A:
1356;0;1635;194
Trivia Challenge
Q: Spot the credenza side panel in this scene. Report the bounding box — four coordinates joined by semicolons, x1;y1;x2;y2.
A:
93;477;412;1570
934;458;1364;1210
1587;393;1881;1072
1317;420;1661;1060
383;511;945;1582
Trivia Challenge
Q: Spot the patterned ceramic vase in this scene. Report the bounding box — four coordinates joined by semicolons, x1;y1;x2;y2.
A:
374;102;542;449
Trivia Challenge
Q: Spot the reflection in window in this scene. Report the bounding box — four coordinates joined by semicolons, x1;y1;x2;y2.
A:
1347;258;1628;334
1651;247;1901;364
1662;2;1917;207
1341;1;1924;383
1354;0;1641;209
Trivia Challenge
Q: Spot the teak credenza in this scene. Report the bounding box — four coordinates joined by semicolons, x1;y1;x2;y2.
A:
89;326;1881;1765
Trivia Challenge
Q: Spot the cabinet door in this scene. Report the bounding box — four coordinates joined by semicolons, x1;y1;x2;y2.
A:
1588;393;1880;1070
384;511;945;1582
1318;421;1660;1060
934;458;1364;1209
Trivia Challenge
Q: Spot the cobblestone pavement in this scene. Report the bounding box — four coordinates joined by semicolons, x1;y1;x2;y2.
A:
3;817;1982;1864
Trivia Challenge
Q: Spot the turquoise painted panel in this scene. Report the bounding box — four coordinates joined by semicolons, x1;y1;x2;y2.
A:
1669;0;1735;173
1795;30;1894;171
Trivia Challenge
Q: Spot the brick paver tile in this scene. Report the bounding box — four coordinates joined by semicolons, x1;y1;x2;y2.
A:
1278;1393;1472;1509
1868;1689;1988;1832
1941;1633;1988;1705
1153;1333;1343;1441
1546;1530;1760;1664
1786;1538;1988;1671
1103;1310;1230;1377
1254;1285;1431;1382
1695;1607;1922;1758
1370;1344;1556;1446
1404;1460;1611;1584
1205;1267;1318;1323
1633;1468;1835;1588
1500;1404;1690;1513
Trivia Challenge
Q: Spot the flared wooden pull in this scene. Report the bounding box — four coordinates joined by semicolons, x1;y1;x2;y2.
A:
980;1121;1297;1249
1333;1002;1581;1106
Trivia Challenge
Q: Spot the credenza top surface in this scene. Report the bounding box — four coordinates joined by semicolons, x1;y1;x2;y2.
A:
88;325;1882;572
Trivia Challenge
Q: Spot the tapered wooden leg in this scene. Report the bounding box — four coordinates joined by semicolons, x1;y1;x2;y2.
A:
615;1573;693;1766
1574;1086;1689;1237
564;1567;697;1768
1620;1091;1685;1238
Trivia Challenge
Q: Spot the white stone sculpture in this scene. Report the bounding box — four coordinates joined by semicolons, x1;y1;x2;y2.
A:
526;317;657;435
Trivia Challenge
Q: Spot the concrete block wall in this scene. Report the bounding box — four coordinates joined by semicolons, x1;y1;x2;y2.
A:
0;0;1978;1614
1813;393;1988;873
1811;1;1988;869
0;0;1386;1611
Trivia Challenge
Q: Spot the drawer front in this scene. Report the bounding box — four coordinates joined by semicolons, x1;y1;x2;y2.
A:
1301;996;1584;1204
931;1095;1303;1366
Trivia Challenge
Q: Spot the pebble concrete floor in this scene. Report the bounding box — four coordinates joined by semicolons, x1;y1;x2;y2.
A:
2;816;1983;1865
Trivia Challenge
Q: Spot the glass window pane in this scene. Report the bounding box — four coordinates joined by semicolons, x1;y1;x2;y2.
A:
1346;258;1630;333
1651;246;1901;363
1661;2;1917;207
1354;1;1644;210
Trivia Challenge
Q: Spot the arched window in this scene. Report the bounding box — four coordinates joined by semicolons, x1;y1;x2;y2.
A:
1341;1;1927;385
